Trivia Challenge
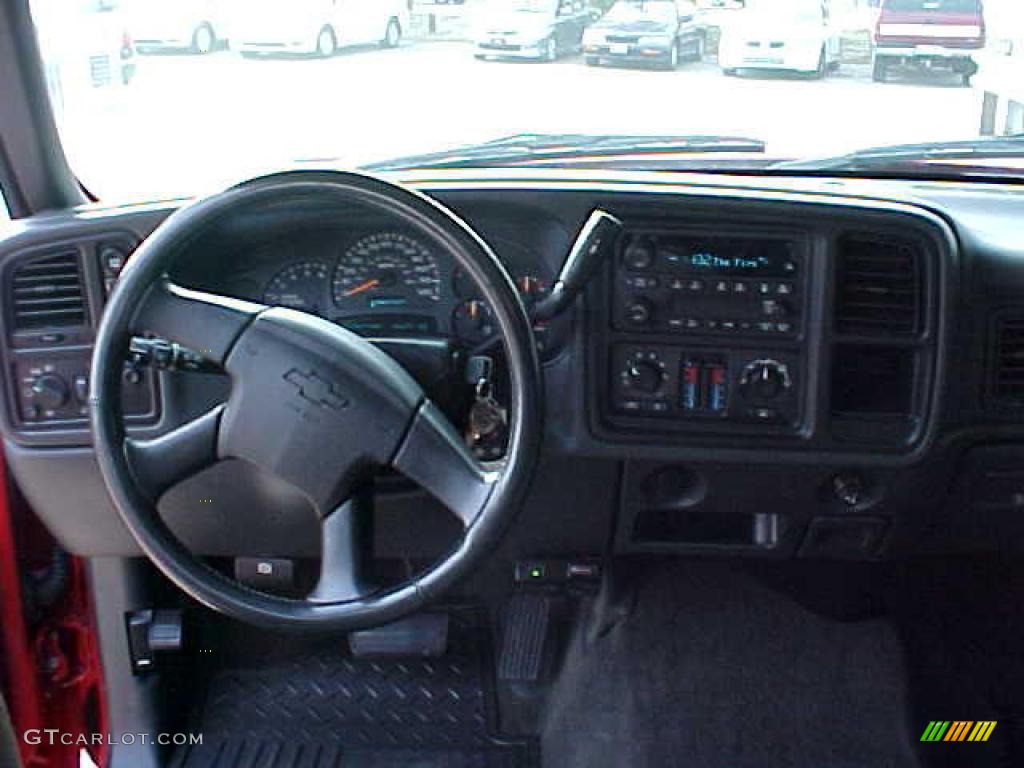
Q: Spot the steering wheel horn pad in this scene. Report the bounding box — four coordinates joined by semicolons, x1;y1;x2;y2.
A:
90;171;542;630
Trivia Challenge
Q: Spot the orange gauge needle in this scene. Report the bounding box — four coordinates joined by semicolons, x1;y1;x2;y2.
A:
343;278;380;297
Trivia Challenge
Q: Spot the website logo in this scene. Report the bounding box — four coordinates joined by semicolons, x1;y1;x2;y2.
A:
920;721;997;743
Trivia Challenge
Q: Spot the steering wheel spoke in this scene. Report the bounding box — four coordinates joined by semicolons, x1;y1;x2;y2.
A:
124;405;224;501
131;280;263;367
310;495;373;604
393;401;499;527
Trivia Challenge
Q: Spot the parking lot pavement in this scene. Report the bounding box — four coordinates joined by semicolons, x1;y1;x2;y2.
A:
57;41;983;201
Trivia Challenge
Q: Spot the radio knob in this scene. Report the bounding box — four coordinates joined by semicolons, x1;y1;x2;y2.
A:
625;298;654;326
742;360;790;400
626;360;663;394
31;373;70;410
623;241;655;270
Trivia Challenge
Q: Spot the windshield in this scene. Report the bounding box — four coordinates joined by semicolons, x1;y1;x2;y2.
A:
26;0;1024;201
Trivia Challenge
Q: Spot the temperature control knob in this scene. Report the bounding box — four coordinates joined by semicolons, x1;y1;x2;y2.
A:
625;298;654;326
30;373;70;410
741;360;791;400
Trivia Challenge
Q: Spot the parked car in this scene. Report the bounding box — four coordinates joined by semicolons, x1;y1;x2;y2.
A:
128;0;227;54
233;0;410;58
872;0;986;85
718;0;840;78
974;2;1024;134
33;0;135;122
582;0;704;70
473;0;592;61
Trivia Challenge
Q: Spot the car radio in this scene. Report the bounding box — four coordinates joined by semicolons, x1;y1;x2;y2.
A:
611;231;805;338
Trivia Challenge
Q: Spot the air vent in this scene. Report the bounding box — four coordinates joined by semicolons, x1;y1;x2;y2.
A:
10;252;87;330
835;235;922;337
990;314;1024;405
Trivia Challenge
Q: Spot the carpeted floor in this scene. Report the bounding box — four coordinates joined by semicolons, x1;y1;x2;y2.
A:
542;560;919;768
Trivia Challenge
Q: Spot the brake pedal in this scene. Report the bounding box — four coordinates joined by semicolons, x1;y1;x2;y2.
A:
348;612;449;658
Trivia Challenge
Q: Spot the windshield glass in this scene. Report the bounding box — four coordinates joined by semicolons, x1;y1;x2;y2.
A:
26;0;1024;201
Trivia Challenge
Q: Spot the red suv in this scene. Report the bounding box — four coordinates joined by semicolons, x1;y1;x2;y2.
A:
873;0;986;85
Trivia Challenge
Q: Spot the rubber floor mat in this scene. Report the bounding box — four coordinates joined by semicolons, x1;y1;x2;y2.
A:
172;641;531;768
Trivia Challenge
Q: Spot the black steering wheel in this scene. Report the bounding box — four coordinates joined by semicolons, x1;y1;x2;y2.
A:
90;171;542;630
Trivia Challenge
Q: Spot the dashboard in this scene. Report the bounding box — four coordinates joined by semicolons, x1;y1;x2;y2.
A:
2;171;1024;565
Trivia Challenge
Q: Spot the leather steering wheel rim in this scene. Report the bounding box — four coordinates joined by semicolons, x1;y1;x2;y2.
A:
90;170;543;631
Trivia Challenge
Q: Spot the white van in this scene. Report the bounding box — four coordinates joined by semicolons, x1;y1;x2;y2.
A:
234;0;410;58
718;0;842;77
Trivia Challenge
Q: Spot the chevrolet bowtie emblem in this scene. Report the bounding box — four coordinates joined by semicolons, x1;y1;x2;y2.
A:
283;369;350;411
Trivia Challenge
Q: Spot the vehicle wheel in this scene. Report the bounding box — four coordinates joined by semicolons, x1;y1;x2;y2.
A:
192;24;215;55
542;37;557;62
660;43;679;70
315;26;336;58
872;57;888;83
961;72;973;87
382;18;401;49
723;67;738;76
585;56;600;66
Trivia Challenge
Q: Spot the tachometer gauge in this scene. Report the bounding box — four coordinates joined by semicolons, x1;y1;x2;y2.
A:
263;261;329;313
333;232;441;308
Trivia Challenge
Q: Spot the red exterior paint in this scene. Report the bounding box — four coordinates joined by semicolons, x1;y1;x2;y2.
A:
0;451;109;768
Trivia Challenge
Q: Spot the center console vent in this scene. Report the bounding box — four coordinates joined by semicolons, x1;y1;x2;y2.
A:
9;251;87;331
835;234;921;337
988;312;1024;406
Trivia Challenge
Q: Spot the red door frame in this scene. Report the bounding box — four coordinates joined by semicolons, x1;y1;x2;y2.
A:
0;449;109;768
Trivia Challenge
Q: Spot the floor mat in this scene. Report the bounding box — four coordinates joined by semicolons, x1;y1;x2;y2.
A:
172;632;531;768
542;560;919;768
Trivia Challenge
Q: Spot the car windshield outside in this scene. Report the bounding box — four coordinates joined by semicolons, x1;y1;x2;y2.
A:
25;0;1024;202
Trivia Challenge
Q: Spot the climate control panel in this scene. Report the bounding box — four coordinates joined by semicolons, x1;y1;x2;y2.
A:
612;231;805;338
12;351;156;427
609;344;801;430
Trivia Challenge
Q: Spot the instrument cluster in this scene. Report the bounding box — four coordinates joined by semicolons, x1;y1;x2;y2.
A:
254;230;550;345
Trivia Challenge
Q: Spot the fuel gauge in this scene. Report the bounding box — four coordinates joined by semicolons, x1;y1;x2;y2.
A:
453;299;495;344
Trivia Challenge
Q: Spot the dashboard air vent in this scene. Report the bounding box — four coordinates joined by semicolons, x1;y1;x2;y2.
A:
835;235;921;337
991;314;1024;406
10;252;87;330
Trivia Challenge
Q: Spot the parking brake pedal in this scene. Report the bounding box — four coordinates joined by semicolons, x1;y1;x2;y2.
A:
349;613;449;658
498;593;551;683
126;609;183;674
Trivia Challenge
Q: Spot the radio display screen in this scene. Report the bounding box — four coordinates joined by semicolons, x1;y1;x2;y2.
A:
659;236;797;277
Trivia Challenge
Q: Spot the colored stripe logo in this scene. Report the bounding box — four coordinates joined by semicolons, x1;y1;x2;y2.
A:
920;721;997;742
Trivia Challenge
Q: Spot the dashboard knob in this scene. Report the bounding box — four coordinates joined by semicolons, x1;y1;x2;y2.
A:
625;298;654;326
626;361;663;394
623;240;655;270
31;373;69;410
742;360;790;400
761;298;790;319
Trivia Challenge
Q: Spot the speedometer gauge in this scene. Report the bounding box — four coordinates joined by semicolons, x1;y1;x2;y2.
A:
333;233;441;308
263;261;329;313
